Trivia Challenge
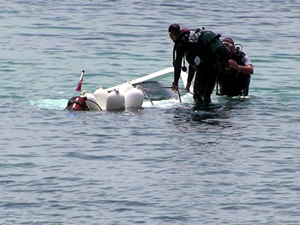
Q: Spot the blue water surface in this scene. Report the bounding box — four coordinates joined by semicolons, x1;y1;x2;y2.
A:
1;1;300;224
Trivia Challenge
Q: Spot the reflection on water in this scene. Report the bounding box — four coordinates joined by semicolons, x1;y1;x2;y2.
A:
170;96;252;129
167;96;254;155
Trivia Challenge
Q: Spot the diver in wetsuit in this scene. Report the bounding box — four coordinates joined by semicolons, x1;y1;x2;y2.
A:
217;37;254;96
168;23;228;104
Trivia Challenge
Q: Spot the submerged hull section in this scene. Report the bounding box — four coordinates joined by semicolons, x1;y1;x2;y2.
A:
66;67;187;111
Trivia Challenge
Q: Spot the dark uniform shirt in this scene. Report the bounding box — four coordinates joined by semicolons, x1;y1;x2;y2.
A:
217;50;251;96
173;31;215;85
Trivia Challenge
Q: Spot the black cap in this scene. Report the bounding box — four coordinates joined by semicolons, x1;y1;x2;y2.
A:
168;24;180;34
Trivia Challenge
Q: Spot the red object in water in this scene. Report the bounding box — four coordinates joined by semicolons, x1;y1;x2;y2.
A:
66;96;89;111
76;70;85;91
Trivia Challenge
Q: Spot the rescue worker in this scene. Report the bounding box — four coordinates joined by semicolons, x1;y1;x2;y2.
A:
168;23;227;104
217;37;254;96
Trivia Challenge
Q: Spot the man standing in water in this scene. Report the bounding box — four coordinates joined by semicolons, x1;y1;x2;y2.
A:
168;23;229;104
217;37;254;96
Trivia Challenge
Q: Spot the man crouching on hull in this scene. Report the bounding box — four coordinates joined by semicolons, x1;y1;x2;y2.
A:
168;23;229;104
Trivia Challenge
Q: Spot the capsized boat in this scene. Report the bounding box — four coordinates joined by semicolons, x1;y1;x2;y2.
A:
65;67;191;111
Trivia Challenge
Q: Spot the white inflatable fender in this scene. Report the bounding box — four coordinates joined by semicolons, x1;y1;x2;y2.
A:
125;85;144;108
119;81;134;96
93;86;108;110
106;89;125;111
81;91;101;111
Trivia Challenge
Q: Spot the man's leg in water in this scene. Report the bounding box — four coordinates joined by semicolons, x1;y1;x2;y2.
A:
193;71;205;104
203;61;221;103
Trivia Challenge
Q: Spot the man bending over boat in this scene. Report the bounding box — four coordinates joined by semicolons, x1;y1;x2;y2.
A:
217;37;254;96
168;23;230;104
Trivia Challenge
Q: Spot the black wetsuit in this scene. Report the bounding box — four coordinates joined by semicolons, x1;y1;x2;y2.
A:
173;30;221;103
217;50;251;96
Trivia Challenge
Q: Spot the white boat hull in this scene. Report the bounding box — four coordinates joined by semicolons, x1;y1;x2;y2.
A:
66;67;189;111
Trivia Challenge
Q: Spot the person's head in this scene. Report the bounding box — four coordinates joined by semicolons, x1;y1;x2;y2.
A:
168;23;180;42
222;38;235;53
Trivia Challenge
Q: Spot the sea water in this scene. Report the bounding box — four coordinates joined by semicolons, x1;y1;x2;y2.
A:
1;1;300;224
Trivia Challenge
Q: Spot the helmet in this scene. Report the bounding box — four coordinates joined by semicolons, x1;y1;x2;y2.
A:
168;23;180;34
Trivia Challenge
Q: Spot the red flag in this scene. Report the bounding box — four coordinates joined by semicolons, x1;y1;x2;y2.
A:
76;70;85;91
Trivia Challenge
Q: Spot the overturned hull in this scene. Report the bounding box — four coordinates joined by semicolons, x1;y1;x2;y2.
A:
66;67;186;111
